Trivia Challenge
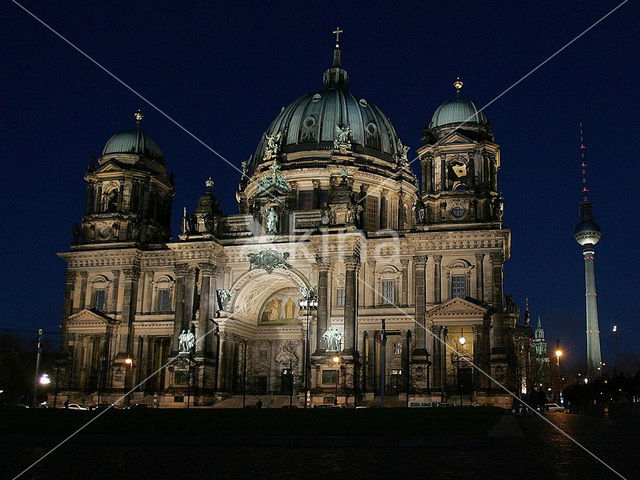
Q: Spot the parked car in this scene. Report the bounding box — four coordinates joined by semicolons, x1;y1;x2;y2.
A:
66;403;88;410
545;403;565;413
121;403;148;410
409;401;436;408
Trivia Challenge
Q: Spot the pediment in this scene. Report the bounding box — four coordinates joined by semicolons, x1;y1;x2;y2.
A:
440;132;473;145
427;297;488;317
96;161;126;173
68;308;117;324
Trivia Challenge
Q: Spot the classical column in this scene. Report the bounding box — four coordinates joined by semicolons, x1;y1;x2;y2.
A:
196;263;216;357
472;325;484;390
143;270;154;314
171;264;189;353
78;272;88;310
433;255;442;303
110;270;120;314
400;258;409;306
183;267;197;329
412;255;427;351
343;254;360;355
431;325;443;390
216;336;227;393
61;271;77;351
475;253;485;302
139;335;150;385
440;327;448;390
489;252;504;307
315;256;331;354
121;267;140;356
366;259;376;307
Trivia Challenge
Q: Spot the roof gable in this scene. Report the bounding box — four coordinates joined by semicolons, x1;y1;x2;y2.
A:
68;308;117;324
427;297;489;318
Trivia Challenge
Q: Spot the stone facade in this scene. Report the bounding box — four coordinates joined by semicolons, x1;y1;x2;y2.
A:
58;47;517;407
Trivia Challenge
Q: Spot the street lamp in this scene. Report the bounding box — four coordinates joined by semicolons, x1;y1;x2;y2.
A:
299;288;317;408
39;373;51;385
332;354;342;406
124;357;133;407
612;325;619;368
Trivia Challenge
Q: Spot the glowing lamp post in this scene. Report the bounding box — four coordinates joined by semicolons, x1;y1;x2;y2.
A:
332;354;342;405
299;288;318;408
124;357;133;406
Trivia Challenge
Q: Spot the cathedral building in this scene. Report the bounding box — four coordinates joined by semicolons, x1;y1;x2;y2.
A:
58;36;518;407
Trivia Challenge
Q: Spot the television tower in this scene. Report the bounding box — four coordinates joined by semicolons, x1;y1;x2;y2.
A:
573;121;602;376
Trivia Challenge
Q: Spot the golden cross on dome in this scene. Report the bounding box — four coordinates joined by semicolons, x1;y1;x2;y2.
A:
333;26;343;48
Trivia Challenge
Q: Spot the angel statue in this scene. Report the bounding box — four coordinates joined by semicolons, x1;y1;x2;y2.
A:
178;330;195;353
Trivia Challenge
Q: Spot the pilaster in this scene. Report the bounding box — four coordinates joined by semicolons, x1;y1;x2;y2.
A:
475;253;485;302
342;253;360;355
433;255;442;303
315;255;331;354
400;258;409;306
412;255;427;351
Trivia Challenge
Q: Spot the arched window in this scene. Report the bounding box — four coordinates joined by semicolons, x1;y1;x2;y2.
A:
376;265;401;305
89;275;111;312
153;275;175;312
444;259;474;300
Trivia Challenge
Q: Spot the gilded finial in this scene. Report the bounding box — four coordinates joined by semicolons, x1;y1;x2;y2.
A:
453;77;463;97
134;109;144;127
333;26;343;48
205;177;214;189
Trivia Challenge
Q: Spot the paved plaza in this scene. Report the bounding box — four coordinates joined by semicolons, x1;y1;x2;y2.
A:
1;408;637;480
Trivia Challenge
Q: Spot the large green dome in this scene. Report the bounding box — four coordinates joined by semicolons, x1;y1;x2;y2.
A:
247;49;406;173
102;129;164;163
429;97;488;129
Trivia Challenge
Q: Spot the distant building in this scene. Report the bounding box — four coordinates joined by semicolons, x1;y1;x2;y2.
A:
58;35;518;407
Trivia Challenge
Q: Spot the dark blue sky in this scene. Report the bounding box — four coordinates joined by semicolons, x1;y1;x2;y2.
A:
2;1;638;371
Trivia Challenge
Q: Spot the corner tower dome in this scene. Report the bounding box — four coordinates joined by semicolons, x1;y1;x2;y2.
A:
246;39;408;175
102;129;164;163
102;111;164;164
430;98;488;128
429;78;488;129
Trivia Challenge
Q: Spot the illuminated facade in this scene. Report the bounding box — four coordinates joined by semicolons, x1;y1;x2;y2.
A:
59;38;518;407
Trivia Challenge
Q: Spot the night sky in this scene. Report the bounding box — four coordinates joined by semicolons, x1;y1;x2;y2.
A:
2;1;638;372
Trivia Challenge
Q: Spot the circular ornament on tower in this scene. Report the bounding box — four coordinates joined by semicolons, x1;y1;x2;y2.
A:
99;226;113;240
450;205;467;219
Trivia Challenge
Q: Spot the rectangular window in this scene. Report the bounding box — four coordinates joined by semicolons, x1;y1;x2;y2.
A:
95;289;106;311
393;342;403;355
158;289;172;312
298;191;313;211
336;288;345;307
364;196;378;232
451;275;466;298
382;280;395;304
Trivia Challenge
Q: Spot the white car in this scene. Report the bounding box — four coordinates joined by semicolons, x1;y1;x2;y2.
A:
66;403;88;410
545;403;565;413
